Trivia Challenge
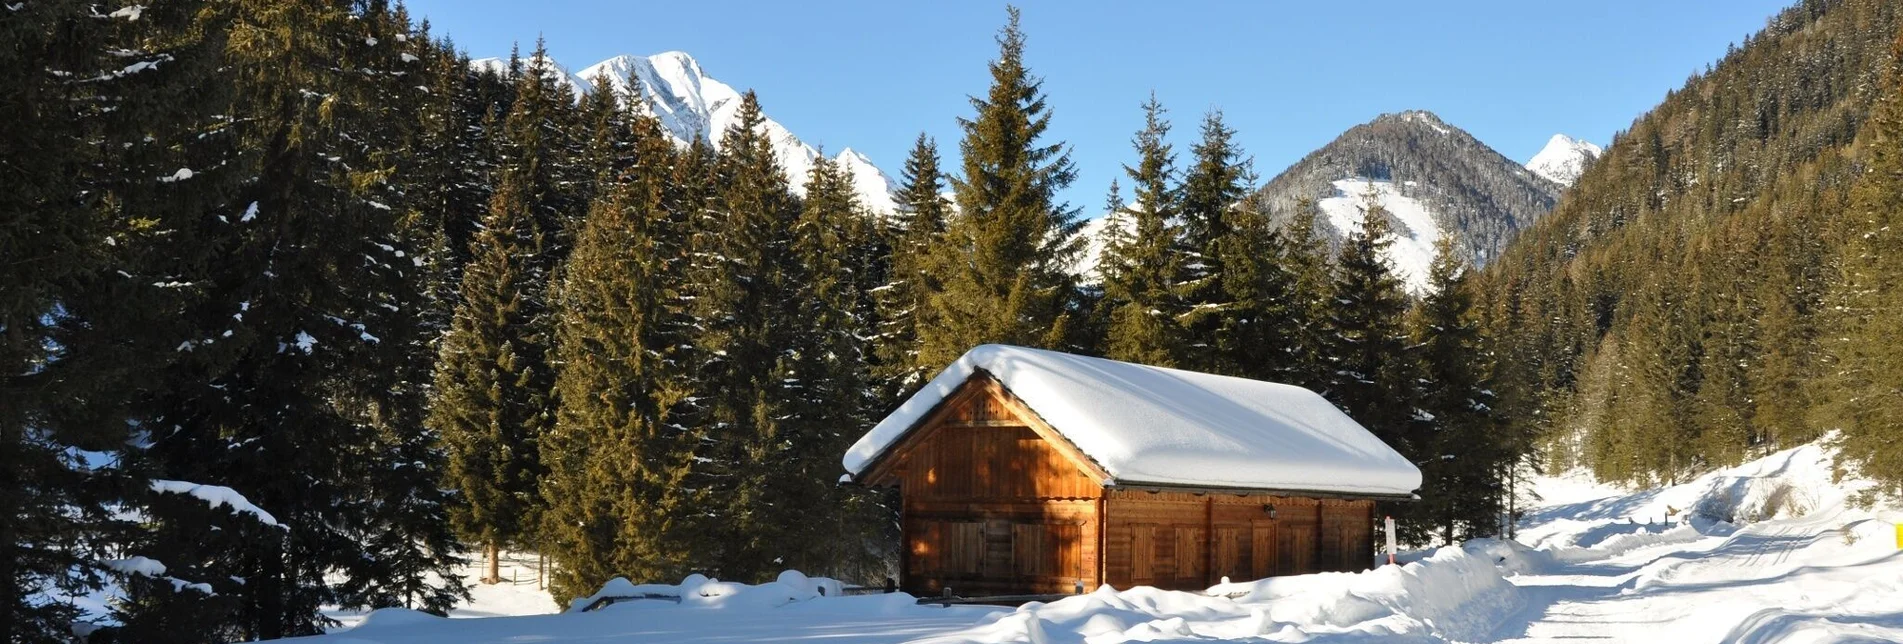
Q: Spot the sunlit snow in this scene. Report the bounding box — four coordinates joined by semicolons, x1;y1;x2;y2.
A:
1316;178;1443;294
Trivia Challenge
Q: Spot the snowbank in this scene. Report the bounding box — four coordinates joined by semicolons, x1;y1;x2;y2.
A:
912;542;1523;643
1212;541;1525;641
568;570;847;613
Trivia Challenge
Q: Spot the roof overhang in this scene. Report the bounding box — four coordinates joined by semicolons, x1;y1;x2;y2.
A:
1108;480;1420;502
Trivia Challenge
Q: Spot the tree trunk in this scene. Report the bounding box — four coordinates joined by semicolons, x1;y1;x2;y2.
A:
484;541;500;585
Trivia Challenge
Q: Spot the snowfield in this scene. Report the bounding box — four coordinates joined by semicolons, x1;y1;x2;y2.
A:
298;439;1902;643
1316;178;1444;295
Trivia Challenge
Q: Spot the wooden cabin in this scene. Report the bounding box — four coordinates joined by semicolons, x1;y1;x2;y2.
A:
841;345;1421;596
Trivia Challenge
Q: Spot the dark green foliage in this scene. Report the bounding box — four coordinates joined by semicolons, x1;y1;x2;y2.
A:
920;6;1083;370
1322;187;1423;457
1821;29;1903;496
541;104;699;601
679;91;808;579
0;1;156;639
102;1;467;639
779;155;893;580
873;135;952;397
1407;239;1516;543
1099;96;1191;367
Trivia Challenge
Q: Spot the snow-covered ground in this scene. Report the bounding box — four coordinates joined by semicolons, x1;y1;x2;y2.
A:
1317;178;1443;295
299;439;1902;643
322;550;557;629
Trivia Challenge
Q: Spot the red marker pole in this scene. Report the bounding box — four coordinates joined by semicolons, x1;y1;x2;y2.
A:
1384;516;1398;565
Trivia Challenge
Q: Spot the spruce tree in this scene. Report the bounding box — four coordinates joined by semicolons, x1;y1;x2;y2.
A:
920;6;1081;369
1281;198;1336;390
777;155;889;578
1099;96;1190;366
429;36;590;588
541;104;699;601
680;91;805;580
428;171;553;586
113;1;464;638
1177;110;1260;373
0;1;172;638
1821;30;1903;494
1204;191;1307;383
1323;186;1423;457
873;135;951;397
1408;238;1512;543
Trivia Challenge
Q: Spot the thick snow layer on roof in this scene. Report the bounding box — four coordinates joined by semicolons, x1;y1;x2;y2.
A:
843;344;1422;496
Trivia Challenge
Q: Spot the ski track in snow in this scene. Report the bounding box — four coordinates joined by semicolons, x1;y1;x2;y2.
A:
296;440;1903;644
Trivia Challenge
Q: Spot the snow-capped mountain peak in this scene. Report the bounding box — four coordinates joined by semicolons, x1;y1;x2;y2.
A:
476;51;898;212
1526;134;1604;186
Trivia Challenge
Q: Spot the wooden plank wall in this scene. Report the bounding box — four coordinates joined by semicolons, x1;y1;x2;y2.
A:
1102;490;1374;590
893;388;1105;596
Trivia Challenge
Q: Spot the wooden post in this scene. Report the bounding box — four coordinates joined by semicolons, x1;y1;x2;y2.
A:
1203;495;1215;587
1384;516;1397;566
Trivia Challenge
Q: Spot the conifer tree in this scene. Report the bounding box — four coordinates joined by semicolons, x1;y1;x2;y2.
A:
777;155;888;578
680;91;806;579
429;171;554;586
920;6;1082;369
1176;110;1259;373
1821;30;1903;494
1205;192;1307;382
873;135;951;396
1281;199;1336;390
112;2;464;637
1099;96;1190;366
429;36;591;588
1408;238;1512;543
541;103;699;601
0;2;176;638
1323;186;1423;457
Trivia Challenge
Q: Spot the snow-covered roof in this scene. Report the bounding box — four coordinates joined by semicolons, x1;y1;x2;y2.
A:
843;344;1422;497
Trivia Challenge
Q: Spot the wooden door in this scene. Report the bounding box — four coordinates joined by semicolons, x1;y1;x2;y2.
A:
1131;524;1157;586
1277;522;1313;574
1213;526;1246;583
1250;521;1277;580
1174;526;1206;585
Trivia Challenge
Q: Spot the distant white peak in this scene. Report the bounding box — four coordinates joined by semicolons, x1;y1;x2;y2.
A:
835;147;872;164
1526;134;1604;186
834;148;900;215
472;50;898;213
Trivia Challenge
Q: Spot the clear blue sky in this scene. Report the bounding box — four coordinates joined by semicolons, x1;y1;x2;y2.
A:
402;0;1792;210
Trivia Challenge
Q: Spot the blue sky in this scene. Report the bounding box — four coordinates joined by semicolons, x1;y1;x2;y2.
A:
402;0;1792;211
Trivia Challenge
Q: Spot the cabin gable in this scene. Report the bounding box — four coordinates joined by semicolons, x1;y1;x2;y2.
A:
865;373;1107;596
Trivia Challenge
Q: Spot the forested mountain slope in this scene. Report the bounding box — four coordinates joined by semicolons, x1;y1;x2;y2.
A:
1256;111;1565;277
1479;0;1903;490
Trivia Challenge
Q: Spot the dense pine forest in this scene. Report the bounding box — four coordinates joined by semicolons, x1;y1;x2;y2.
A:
1478;0;1903;494
5;0;1900;642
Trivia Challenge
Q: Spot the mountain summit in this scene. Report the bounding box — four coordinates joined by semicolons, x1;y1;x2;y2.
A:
1525;133;1604;186
1254;110;1563;291
471;52;899;213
